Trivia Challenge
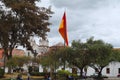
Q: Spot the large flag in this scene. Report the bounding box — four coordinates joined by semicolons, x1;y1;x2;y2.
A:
59;12;68;46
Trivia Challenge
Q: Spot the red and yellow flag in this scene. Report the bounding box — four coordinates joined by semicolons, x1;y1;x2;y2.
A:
59;12;68;46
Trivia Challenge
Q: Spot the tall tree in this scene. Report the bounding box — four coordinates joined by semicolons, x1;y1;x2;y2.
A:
110;49;120;62
69;40;91;77
6;56;31;72
0;0;52;73
87;37;113;78
56;40;92;77
40;50;60;80
56;47;72;70
0;0;53;59
57;37;113;78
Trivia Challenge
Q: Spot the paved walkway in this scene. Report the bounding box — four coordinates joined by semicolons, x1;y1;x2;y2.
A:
106;77;120;80
33;77;120;80
78;77;120;80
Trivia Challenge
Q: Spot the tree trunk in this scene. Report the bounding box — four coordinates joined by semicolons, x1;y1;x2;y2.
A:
3;49;8;74
50;65;53;80
79;68;83;77
63;61;65;70
8;66;12;74
3;55;6;74
98;68;103;78
7;50;13;74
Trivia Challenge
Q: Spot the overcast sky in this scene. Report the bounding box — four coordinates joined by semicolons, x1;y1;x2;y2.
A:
36;0;120;47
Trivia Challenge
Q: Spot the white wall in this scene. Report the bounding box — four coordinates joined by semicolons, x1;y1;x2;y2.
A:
102;62;120;77
86;67;95;76
86;61;120;77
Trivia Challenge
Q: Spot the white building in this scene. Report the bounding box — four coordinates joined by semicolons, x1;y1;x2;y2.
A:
84;61;120;77
25;37;49;57
102;61;120;77
24;38;120;77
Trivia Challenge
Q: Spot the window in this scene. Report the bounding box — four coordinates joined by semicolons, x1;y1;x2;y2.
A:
28;52;30;56
106;68;110;74
118;68;120;74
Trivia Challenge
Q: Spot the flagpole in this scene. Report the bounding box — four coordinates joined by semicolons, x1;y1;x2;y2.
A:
63;11;68;70
63;11;66;70
63;40;66;70
58;11;68;70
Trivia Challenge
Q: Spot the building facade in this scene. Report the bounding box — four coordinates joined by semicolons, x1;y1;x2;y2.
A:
25;37;49;57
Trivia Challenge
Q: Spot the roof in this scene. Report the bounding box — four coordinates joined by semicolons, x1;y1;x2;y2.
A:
0;49;4;59
113;48;120;51
37;42;65;57
53;42;64;47
12;49;25;56
0;49;25;67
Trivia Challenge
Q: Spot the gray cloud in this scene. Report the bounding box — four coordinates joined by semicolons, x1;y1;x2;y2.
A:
50;0;100;10
37;0;120;47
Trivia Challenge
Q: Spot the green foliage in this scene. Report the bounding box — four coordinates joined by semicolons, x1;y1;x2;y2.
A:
87;37;113;77
0;0;53;60
57;70;77;80
28;66;39;73
6;56;31;67
110;49;120;62
40;54;55;67
56;47;73;67
30;72;46;76
56;37;113;77
0;68;4;78
57;70;70;80
40;51;60;70
57;70;70;75
28;66;33;73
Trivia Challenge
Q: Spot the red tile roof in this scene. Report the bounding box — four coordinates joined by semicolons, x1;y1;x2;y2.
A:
0;49;4;59
0;49;25;67
12;49;25;56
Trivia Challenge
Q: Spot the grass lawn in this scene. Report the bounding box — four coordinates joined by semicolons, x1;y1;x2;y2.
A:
0;73;44;80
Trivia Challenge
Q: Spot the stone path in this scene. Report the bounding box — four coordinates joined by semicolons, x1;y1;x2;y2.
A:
72;77;120;80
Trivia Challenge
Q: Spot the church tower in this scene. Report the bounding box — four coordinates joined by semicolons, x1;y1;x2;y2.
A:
39;38;49;47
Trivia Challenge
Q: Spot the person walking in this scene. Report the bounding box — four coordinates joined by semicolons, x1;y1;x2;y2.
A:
16;74;23;80
27;73;31;80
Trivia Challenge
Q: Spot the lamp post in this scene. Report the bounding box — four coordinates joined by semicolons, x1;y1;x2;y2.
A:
33;50;38;72
0;14;1;19
54;47;57;80
50;46;58;80
33;50;38;58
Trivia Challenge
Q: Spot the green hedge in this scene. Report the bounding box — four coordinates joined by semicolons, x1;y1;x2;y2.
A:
30;72;46;76
0;68;4;78
57;70;70;75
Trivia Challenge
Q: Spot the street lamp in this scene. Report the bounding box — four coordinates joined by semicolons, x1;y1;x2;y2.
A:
33;50;38;58
50;46;58;80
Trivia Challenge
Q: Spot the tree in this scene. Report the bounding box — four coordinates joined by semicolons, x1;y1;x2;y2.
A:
6;56;31;72
0;0;52;73
110;49;120;62
40;50;60;80
56;47;72;70
57;37;113;78
0;0;52;59
87;37;113;78
55;40;92;77
69;40;91;77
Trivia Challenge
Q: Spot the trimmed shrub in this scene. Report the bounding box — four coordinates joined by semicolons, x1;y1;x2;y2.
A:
28;66;33;73
57;70;78;80
30;72;46;76
28;66;39;73
0;68;4;78
57;70;75;80
57;70;70;75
